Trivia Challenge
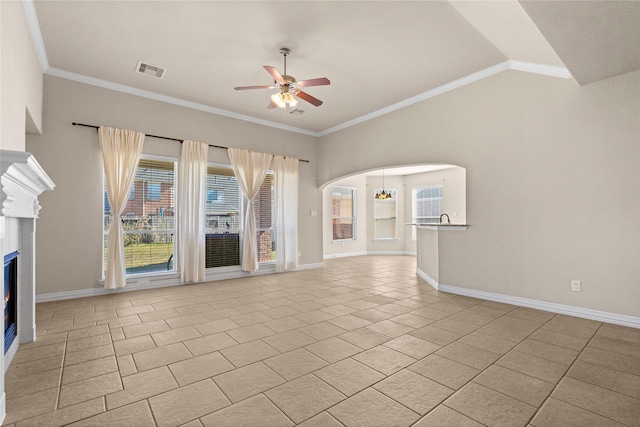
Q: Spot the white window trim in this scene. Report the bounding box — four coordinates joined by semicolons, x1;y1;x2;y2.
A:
373;187;398;241
332;185;357;242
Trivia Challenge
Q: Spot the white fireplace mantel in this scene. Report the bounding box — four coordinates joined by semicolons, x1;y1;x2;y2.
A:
1;150;55;372
1;150;55;218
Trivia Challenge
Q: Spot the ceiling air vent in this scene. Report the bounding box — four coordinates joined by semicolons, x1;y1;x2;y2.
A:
289;109;306;116
136;61;166;79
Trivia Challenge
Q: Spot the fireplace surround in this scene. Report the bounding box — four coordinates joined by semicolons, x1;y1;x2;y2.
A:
3;251;18;355
0;150;55;368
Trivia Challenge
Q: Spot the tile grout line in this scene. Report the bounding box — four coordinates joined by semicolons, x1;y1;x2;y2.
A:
426;305;557;426
7;257;639;426
524;318;607;426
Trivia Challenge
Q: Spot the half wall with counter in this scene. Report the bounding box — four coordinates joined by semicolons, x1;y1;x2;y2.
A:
415;224;468;289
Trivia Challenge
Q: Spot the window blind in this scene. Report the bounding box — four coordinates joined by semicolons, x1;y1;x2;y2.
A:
104;157;176;275
205;167;241;268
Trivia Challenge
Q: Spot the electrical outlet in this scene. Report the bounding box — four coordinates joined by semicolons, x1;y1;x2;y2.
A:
570;280;581;292
137;278;150;287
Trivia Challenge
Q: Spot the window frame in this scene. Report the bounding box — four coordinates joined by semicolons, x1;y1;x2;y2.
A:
373;187;398;240
411;185;443;241
102;154;177;278
204;164;276;268
332;185;357;242
249;171;276;264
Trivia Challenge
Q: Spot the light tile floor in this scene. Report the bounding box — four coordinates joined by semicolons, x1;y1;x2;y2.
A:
3;256;640;426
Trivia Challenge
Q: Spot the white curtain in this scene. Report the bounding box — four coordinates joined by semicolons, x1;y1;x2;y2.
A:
228;147;272;272
99;126;145;289
177;140;208;283
274;155;299;272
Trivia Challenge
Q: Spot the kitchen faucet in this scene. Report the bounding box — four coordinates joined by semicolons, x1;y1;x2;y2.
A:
439;213;450;224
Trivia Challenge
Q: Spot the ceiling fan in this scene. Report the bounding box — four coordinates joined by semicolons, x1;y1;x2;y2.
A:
234;47;330;109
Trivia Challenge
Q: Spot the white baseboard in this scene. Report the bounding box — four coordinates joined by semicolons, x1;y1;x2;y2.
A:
416;268;639;329
323;251;368;260
324;251;416;260
36;279;186;303
4;340;18;372
36;263;323;303
297;262;324;270
367;251;416;256
416;268;438;291
0;391;5;427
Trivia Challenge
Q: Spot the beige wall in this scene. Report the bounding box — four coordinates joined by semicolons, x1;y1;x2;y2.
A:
27;76;322;296
318;70;640;317
1;1;43;151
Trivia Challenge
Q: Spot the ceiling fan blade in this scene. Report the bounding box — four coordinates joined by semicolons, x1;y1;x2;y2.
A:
267;100;277;109
294;90;323;107
297;77;331;87
263;66;285;84
234;84;275;90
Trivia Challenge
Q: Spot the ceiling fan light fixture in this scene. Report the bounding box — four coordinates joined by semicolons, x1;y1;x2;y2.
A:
271;91;297;108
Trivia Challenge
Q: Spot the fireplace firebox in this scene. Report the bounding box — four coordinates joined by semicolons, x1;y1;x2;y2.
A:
4;251;18;354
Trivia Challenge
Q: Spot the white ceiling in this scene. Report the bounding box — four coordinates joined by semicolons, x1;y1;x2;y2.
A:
28;1;639;136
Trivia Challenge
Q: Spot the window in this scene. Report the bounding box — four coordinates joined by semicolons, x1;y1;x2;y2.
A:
147;183;161;201
412;185;443;239
104;157;176;276
332;186;356;240
254;173;276;262
205;166;241;268
206;190;223;203
373;188;397;239
104;160;277;276
204;166;275;267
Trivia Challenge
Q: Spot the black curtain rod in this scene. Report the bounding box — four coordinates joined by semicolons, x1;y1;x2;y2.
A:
72;122;309;163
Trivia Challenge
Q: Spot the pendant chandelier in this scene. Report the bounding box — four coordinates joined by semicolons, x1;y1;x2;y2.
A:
375;169;392;200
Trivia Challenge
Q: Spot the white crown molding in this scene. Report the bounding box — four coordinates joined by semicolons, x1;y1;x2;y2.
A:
23;1;573;139
507;60;573;79
45;67;317;138
317;61;511;136
1;151;55;218
317;61;573;136
23;0;49;72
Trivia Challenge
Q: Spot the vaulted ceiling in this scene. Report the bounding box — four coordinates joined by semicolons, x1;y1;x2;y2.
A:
28;1;639;136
